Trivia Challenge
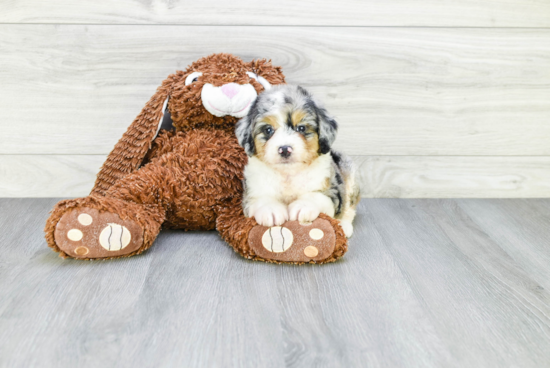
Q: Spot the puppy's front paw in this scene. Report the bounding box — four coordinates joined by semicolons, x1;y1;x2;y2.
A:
253;203;289;227
340;221;354;238
288;200;321;224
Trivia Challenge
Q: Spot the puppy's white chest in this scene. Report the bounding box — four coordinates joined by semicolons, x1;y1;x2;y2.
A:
272;160;331;203
245;155;332;203
279;171;320;197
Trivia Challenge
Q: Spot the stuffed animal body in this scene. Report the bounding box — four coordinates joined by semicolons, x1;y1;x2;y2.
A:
45;54;348;264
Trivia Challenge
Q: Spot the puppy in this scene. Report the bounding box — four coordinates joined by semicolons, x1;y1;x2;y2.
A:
236;85;359;237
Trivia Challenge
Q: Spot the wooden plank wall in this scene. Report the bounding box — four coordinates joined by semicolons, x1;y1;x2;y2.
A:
1;1;549;197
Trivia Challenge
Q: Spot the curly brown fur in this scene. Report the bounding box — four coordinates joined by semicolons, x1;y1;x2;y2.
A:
108;129;247;231
91;77;174;196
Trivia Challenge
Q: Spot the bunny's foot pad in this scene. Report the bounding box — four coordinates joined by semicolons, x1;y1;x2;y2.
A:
248;218;336;263
54;207;144;259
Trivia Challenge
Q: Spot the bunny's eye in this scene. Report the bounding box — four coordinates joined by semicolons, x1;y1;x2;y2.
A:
185;72;203;86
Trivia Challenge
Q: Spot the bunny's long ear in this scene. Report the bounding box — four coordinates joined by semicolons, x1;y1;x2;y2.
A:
90;76;174;196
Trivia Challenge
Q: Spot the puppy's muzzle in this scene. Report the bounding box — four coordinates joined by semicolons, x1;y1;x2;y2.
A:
278;146;293;158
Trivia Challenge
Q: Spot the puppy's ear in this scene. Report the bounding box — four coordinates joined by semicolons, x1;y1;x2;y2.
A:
317;109;338;154
303;91;338;155
235;100;258;156
246;59;286;88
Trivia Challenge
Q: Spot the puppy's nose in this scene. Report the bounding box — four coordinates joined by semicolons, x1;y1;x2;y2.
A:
220;83;240;99
278;146;293;158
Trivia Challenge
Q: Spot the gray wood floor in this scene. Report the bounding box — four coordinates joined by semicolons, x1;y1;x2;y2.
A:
1;198;549;368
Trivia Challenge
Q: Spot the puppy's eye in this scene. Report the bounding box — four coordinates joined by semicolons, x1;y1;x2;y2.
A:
264;126;274;135
296;125;306;133
185;72;203;86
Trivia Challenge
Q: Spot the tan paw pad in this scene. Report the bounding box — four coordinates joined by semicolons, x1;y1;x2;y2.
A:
75;246;89;256
78;213;93;226
261;226;294;253
309;228;324;240
67;229;83;241
99;223;132;251
304;246;319;258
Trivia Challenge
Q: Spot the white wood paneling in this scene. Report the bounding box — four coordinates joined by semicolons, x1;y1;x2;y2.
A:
2;155;550;198
2;2;549;198
356;156;550;198
1;25;549;156
1;0;550;27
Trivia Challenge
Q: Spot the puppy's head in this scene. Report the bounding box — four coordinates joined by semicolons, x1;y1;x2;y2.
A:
236;85;338;167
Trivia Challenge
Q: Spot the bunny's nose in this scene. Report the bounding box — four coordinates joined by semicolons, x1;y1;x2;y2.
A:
220;83;240;99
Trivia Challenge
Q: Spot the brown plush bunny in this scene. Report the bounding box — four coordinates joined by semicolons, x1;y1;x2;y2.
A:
44;53;347;264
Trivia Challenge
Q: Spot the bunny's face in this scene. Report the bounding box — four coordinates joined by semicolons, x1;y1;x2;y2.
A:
167;54;286;132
